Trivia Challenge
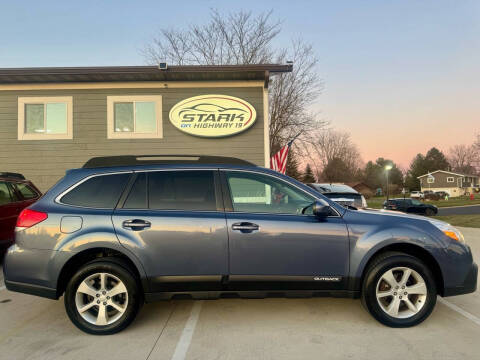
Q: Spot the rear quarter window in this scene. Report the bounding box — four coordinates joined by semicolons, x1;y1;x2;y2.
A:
15;183;38;200
60;173;131;208
0;181;14;205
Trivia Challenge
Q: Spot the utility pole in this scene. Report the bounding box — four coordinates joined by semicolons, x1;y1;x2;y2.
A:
385;164;393;200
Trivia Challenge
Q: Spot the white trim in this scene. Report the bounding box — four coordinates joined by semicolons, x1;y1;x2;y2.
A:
107;95;163;139
447;177;454;183
1;81;265;91
18;96;73;140
263;88;270;167
427;177;435;183
417;170;469;179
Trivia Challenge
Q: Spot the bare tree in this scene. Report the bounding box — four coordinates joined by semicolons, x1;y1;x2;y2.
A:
309;129;363;180
143;10;281;65
269;41;325;155
142;9;325;155
447;144;478;174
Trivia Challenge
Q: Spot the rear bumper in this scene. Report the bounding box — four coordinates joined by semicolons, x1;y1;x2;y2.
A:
3;244;65;299
0;237;14;250
4;280;57;299
443;262;478;297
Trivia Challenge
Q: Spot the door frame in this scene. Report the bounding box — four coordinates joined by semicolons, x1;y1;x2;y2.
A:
219;169;341;217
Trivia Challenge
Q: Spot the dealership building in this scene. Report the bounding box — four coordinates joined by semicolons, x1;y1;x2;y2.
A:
0;64;291;191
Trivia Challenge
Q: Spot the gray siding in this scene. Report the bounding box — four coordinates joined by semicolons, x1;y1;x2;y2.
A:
419;172;462;189
419;172;479;189
0;86;265;191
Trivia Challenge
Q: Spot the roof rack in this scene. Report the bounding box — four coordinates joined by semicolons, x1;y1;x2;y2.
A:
82;155;256;169
0;172;26;180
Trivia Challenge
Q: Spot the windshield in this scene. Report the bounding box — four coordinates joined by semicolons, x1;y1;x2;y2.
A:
411;199;422;205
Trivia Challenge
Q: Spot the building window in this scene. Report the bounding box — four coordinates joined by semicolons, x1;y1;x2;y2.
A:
107;96;162;139
427;177;435;183
447;177;454;183
18;97;73;140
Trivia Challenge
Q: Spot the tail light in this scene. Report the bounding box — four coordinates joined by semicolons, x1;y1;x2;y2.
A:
16;209;48;229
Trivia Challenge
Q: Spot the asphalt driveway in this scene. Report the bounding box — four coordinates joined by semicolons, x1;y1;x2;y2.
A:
1;228;480;360
437;205;480;216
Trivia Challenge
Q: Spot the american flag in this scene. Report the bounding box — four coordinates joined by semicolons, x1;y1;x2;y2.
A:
270;140;294;174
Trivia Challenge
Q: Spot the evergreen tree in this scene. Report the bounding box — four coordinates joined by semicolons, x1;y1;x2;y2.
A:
321;157;350;182
285;150;302;181
405;147;450;190
302;164;316;183
361;158;403;191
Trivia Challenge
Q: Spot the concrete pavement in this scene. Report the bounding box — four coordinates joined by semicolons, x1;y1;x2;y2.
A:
1;228;480;360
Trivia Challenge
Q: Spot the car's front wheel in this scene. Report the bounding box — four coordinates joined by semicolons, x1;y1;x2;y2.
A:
361;252;437;327
64;259;142;335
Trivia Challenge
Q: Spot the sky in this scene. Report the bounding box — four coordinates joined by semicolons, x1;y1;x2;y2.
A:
1;0;479;168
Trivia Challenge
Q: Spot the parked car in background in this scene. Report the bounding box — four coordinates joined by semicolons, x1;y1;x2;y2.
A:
423;190;441;201
410;191;424;199
307;183;368;209
383;198;438;216
3;155;476;334
435;191;450;198
0;173;41;252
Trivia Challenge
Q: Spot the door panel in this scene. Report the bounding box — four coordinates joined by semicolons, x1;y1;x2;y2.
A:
227;213;349;277
112;170;228;292
112;210;228;291
222;170;350;290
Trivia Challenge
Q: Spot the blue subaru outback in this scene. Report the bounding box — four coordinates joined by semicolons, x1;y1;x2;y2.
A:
3;155;477;334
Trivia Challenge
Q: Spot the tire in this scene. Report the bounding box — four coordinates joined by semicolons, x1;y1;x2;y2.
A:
361;251;437;327
425;208;435;216
64;259;142;335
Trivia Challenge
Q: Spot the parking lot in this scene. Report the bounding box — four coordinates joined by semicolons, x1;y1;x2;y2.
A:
0;227;479;360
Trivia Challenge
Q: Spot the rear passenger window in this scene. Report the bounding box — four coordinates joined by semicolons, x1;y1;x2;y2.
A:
0;182;14;205
61;173;130;208
123;173;147;209
15;183;38;200
147;171;216;211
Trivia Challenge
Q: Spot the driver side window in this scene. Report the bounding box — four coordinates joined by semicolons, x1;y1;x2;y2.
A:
225;171;315;215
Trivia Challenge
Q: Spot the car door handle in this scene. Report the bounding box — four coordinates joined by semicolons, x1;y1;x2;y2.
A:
231;222;259;232
122;219;151;231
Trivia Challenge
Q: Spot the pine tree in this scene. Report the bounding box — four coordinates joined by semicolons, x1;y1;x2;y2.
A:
302;164;316;183
285;150;302;181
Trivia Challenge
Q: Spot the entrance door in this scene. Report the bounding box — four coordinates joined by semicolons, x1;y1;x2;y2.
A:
221;170;350;290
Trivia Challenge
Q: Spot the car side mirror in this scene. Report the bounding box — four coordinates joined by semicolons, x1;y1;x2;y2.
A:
312;202;331;218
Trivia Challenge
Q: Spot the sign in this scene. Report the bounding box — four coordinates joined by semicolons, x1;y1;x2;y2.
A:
169;95;257;138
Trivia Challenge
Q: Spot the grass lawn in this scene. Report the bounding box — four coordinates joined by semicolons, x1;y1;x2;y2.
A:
432;215;480;228
367;195;480;209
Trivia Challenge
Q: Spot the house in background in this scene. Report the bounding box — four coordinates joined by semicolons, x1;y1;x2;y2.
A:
417;170;479;197
345;182;374;198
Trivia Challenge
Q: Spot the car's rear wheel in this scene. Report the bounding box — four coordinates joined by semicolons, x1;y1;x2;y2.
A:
64;259;142;335
361;252;437;327
425;208;435;216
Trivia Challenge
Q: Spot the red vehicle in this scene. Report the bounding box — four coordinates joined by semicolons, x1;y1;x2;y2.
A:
0;173;42;252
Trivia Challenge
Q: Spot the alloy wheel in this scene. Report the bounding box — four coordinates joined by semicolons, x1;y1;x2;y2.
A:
75;272;129;326
375;267;427;319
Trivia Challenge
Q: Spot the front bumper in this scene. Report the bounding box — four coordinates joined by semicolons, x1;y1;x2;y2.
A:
443;262;478;297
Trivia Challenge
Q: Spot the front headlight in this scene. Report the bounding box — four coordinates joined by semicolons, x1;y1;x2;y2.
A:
429;219;465;244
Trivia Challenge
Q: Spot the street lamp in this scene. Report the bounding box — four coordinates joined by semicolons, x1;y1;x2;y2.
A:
385;164;393;200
